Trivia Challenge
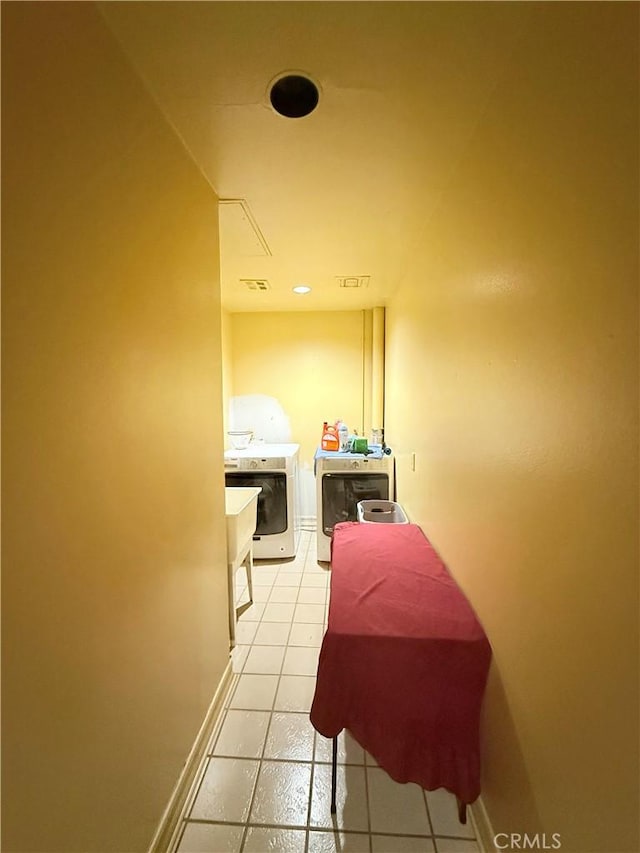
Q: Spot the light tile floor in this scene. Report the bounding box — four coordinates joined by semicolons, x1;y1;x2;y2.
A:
173;531;481;853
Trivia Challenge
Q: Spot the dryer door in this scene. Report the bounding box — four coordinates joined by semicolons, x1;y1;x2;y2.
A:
321;472;389;535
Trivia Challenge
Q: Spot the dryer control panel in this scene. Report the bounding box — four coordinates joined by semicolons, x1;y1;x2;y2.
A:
316;455;391;473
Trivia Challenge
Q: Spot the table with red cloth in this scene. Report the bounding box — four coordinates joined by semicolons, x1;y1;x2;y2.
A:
310;521;491;815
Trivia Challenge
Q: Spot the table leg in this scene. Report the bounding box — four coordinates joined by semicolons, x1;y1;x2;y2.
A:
456;797;467;824
330;736;338;814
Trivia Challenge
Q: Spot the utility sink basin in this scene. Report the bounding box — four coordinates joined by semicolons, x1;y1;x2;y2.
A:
225;486;261;649
225;486;261;566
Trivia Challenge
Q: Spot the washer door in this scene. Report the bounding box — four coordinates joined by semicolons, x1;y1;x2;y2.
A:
225;472;288;535
321;472;389;535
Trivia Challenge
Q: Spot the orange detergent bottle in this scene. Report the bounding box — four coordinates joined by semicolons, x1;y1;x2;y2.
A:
321;421;340;451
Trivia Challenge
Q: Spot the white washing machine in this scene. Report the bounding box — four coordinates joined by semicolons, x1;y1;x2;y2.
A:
315;451;394;561
225;443;301;559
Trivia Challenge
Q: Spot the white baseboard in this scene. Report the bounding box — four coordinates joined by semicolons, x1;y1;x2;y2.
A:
147;660;234;853
470;795;497;853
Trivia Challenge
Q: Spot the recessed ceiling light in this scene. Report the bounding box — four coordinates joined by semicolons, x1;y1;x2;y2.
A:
292;285;312;294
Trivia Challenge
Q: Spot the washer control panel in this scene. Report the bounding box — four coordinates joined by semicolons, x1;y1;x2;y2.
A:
226;456;287;471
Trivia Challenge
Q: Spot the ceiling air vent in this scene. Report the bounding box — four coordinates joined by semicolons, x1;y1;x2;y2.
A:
241;279;270;292
336;276;370;289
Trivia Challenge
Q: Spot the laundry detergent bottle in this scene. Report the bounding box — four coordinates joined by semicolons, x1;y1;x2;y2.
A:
321;421;340;451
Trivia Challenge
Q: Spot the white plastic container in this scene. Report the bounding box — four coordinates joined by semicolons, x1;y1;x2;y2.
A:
357;500;409;524
228;430;253;450
336;420;349;451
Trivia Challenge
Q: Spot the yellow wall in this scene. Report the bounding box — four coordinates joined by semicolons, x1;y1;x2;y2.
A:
230;311;368;513
2;4;229;852
221;308;234;448
385;5;638;852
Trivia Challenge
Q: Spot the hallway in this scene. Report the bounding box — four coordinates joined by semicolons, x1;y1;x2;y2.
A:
2;3;637;851
173;531;479;853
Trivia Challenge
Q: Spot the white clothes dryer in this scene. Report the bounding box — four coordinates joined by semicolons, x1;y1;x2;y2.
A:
315;451;394;562
225;443;300;559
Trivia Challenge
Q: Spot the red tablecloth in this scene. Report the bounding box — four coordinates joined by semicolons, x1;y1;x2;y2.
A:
310;522;491;804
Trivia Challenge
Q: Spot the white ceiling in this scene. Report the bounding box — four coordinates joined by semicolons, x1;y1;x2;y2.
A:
100;2;529;312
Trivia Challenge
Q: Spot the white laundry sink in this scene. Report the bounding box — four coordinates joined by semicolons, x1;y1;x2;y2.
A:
225;486;261;565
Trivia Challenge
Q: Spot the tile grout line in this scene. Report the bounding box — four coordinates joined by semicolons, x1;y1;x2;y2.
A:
304;730;317;853
183;815;446;839
234;549;284;851
363;752;373;853
242;535;311;847
238;550;291;853
192;752;371;767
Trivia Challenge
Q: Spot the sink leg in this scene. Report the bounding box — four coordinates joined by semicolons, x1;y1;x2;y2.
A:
246;548;254;605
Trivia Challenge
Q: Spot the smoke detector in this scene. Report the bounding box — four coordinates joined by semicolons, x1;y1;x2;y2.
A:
336;276;370;289
241;279;270;292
